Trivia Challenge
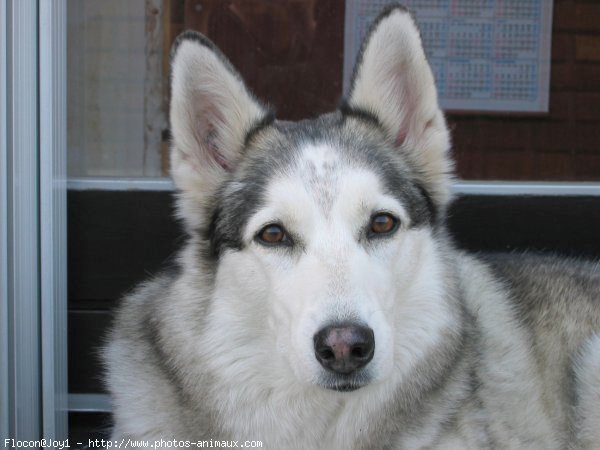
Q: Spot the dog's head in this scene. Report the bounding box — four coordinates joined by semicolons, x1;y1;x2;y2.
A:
170;5;457;392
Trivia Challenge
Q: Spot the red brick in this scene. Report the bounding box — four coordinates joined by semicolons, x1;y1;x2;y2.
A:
478;120;532;152
532;123;576;153
448;118;482;150
552;33;574;62
574;63;600;91
481;151;533;180
575;124;600;152
454;148;484;180
546;92;573;120
575;2;600;32
574;93;600;120
553;0;577;31
532;152;576;180
574;153;600;180
576;35;600;62
550;63;574;90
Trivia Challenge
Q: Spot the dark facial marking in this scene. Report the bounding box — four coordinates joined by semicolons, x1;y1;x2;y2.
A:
337;129;436;228
244;109;276;147
339;99;383;130
414;182;438;223
205;205;243;261
202;148;288;261
301;158;340;213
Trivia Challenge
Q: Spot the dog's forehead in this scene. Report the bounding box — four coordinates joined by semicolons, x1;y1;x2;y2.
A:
246;114;379;180
239;114;435;223
285;142;351;213
298;142;339;173
297;142;341;183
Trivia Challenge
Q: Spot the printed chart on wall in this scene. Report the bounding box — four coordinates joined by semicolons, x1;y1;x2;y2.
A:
343;0;554;112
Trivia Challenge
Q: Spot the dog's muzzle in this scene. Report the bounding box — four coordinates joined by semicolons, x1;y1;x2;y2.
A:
313;323;375;376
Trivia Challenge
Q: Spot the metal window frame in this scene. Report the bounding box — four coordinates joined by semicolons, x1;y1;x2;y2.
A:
452;181;600;196
40;0;68;441
1;0;9;439
4;0;42;440
1;0;68;441
66;177;600;197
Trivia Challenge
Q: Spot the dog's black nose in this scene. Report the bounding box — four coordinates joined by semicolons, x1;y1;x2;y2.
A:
314;323;375;374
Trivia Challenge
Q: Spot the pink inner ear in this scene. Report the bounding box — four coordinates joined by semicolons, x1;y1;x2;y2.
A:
392;79;413;147
393;89;436;148
194;103;232;172
395;111;411;146
212;148;231;171
395;129;408;146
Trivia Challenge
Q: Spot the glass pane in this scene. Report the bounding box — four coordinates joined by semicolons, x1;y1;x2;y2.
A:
67;1;599;177
68;0;167;177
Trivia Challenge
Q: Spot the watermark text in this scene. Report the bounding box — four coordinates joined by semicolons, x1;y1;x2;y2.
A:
87;438;263;448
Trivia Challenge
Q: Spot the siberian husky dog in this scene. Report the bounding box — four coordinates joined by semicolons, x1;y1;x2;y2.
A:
104;4;600;449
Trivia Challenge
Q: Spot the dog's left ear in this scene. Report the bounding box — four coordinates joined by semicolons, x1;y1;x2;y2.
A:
347;5;453;209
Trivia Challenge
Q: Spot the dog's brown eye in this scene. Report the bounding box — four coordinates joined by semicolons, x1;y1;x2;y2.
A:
369;213;399;236
257;224;288;245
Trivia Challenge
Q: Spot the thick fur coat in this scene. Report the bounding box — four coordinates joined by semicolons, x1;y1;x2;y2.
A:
104;5;600;449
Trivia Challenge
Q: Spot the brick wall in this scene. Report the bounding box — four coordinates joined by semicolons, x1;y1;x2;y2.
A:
451;0;600;180
170;0;600;181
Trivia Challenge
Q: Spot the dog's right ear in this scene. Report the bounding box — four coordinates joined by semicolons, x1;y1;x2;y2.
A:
169;32;268;206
